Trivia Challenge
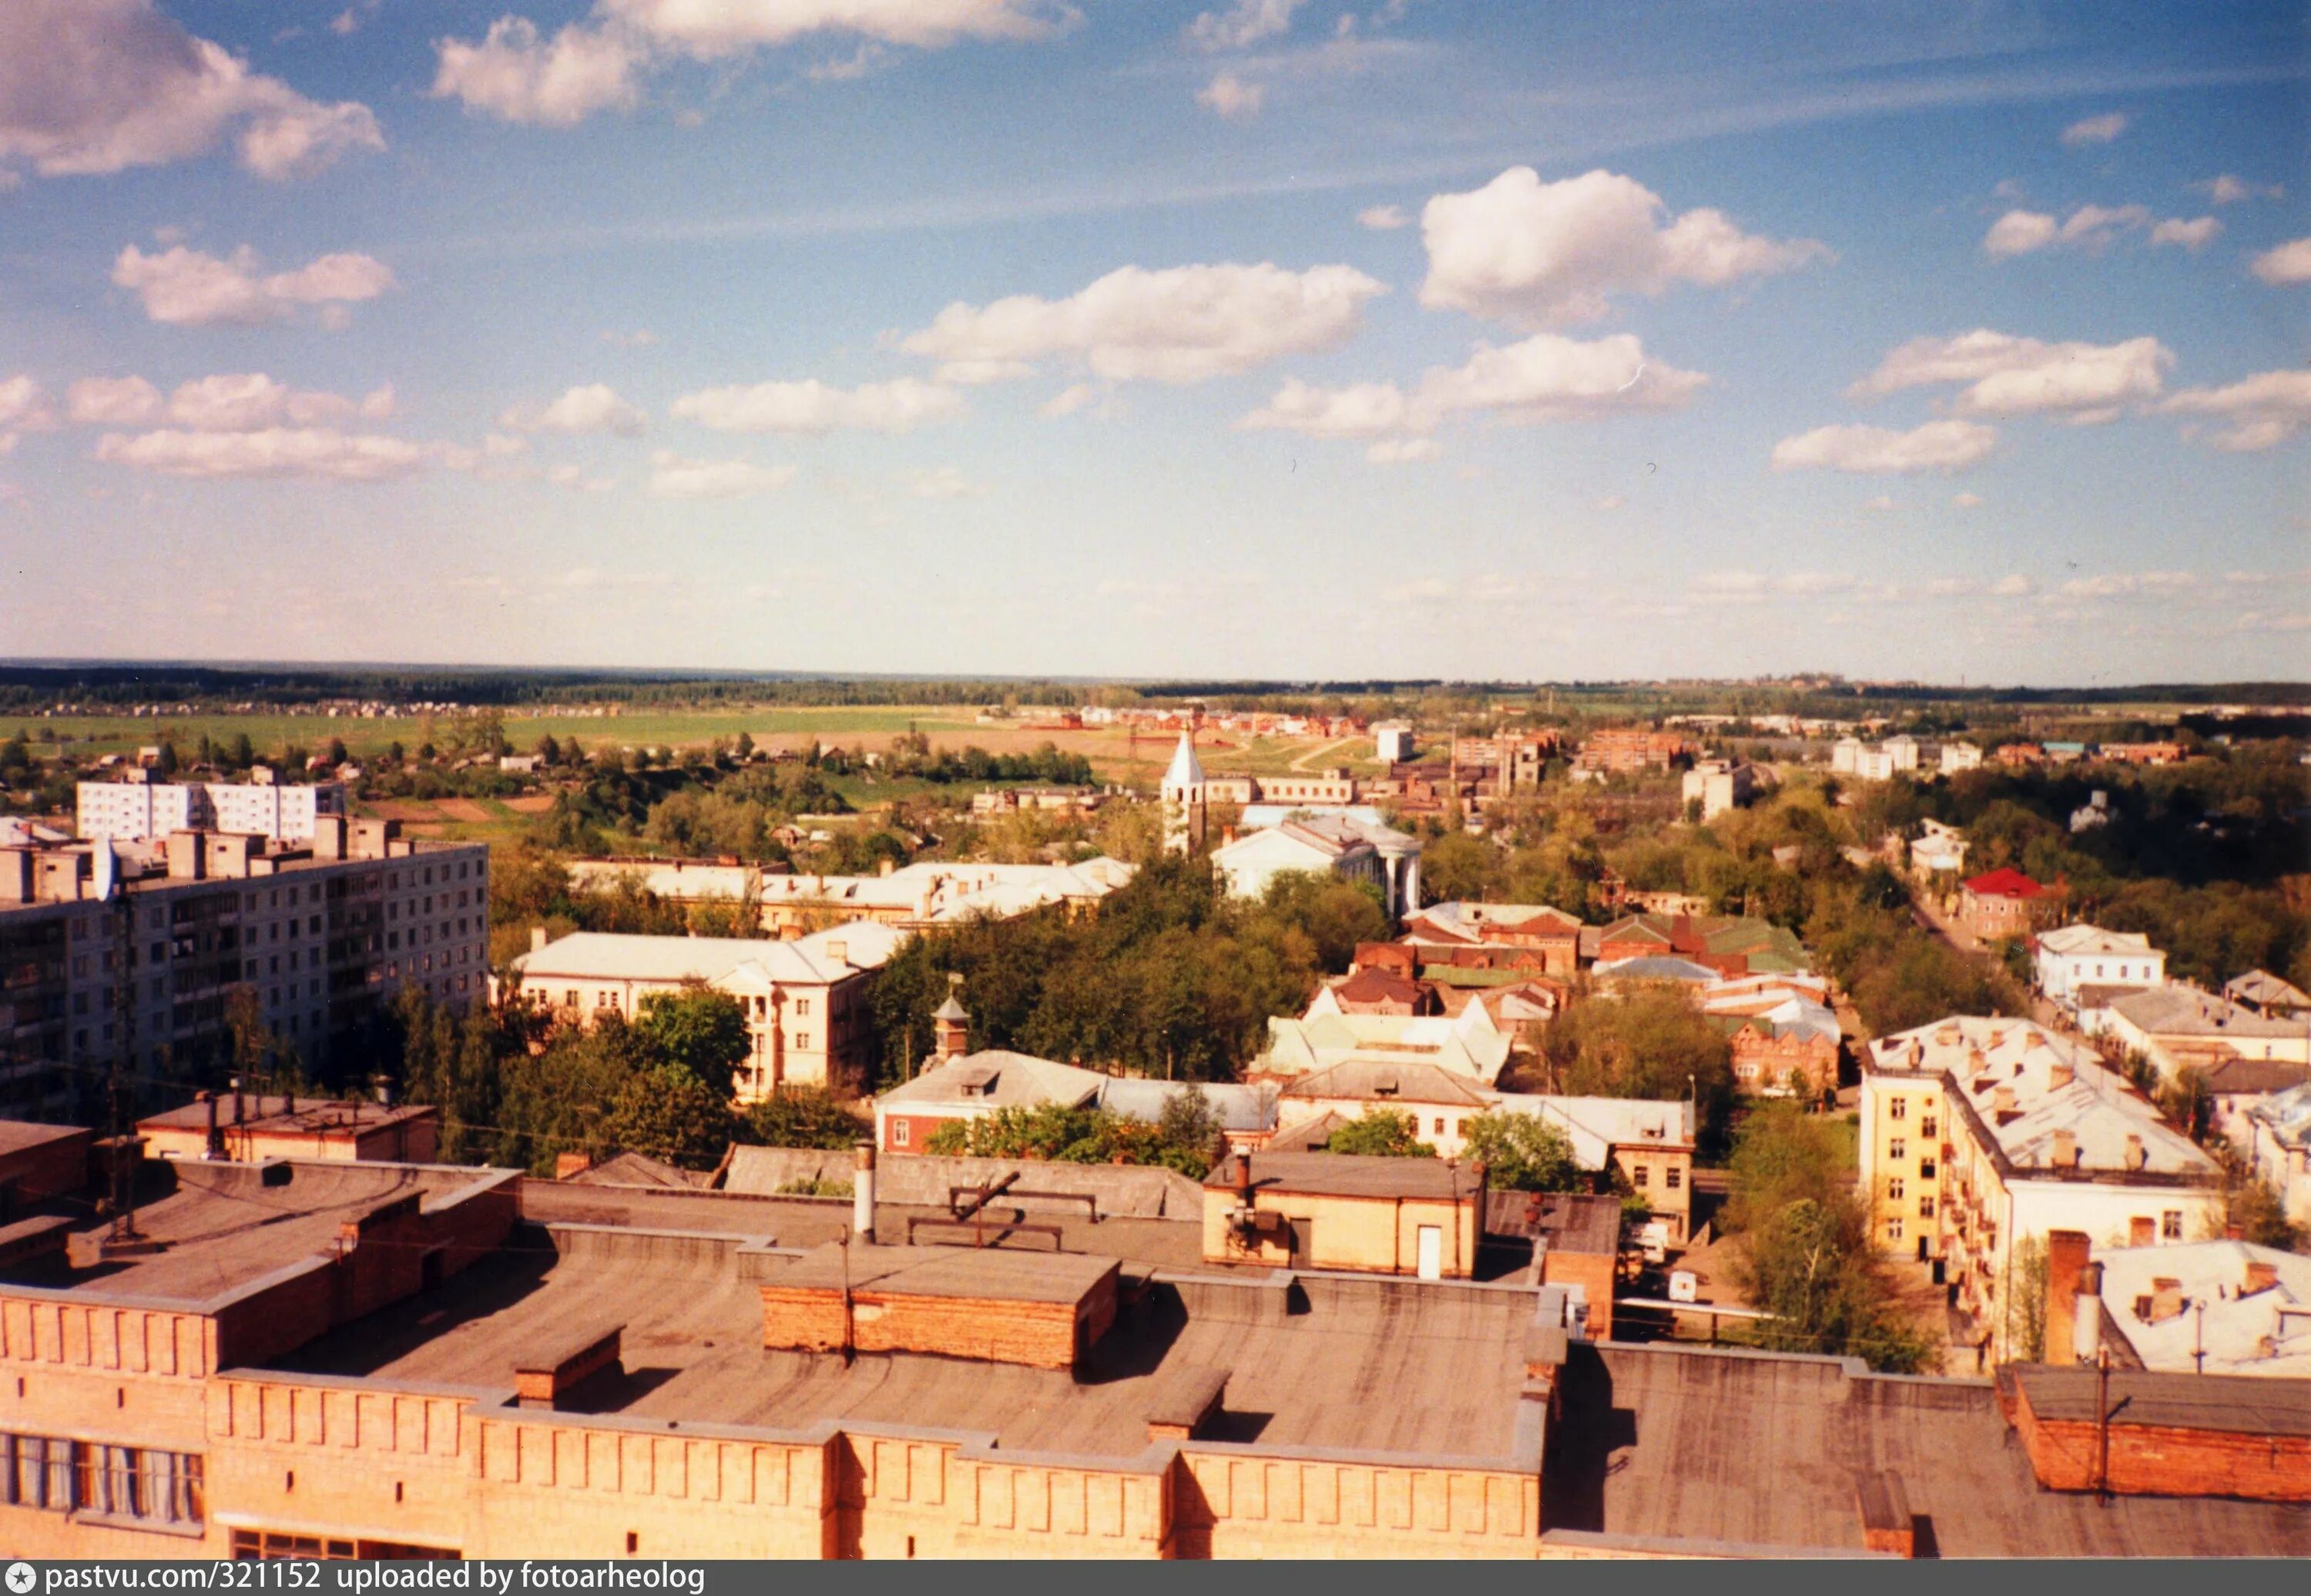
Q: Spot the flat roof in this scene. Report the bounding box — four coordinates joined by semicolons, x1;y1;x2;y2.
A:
2014;1366;2311;1437
768;1242;1116;1305
1206;1149;1484;1201
0;1121;89;1159
1554;1343;2311;1557
138;1095;435;1138
266;1222;1539;1463
0;1160;506;1306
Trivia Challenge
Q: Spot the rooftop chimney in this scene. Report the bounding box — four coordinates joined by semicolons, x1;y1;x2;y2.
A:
2044;1229;2091;1363
2049;1059;2075;1091
1991;1085;2017;1116
2050;1128;2077;1168
2244;1259;2279;1296
531;925;548;954
2125;1133;2146;1170
931;974;971;1063
2148;1277;2185;1324
853;1141;876;1244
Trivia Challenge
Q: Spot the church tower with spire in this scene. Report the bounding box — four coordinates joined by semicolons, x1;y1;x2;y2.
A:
1160;731;1207;854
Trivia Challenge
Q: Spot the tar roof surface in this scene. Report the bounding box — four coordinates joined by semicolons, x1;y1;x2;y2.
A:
1549;1343;2311;1557
770;1242;1115;1303
1208;1149;1484;1200
12;1162;497;1304
0;1120;87;1158
268;1226;1538;1463
2014;1366;2311;1437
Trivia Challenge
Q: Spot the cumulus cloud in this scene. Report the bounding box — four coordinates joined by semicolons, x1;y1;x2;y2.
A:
2148;216;2220;250
600;328;659;347
1953;491;1984;508
0;0;383;181
432;1;1079;124
498;384;647;435
670;377;961;434
111;244;395;327
1769;420;1997;474
1358;203;1410;230
0;376;55;434
647;449;796;499
1196;73;1263;119
1849;330;2172;423
2061;112;2128;146
2156;370;2311;451
2059;570;2197;598
901;262;1385;384
66;377;161;427
94;428;425;481
1983;203;2215;258
431;18;644;127
1038;383;1109;419
1240;331;1706;448
1417;166;1830;327
2249;238;2311;286
2198;175;2282;204
138;373;394;431
1188;0;1306;51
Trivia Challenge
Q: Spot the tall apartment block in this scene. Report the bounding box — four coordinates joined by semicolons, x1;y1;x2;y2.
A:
76;768;347;844
0;817;488;1120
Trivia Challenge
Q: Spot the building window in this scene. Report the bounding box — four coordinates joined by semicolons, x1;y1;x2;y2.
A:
1889;1139;1906;1162
1888;1098;1907;1121
1887;1178;1905;1202
1434;1118;1446;1135
1665;1166;1682;1191
1919;1158;1937;1179
1886;1219;1903;1242
1632;1164;1649;1188
2162;1210;2183;1240
795;1034;810;1051
0;1433;204;1530
1919;1196;1936;1218
1920;1117;1937;1138
893;1120;911;1148
230;1530;455;1561
795;998;810;1017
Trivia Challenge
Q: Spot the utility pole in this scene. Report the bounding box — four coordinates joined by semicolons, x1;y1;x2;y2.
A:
2094;1345;2113;1507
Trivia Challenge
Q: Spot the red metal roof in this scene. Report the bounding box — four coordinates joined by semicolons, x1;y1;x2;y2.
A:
1963;867;2044;900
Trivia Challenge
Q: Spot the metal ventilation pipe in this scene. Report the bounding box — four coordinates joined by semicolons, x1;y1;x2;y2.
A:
853;1140;876;1244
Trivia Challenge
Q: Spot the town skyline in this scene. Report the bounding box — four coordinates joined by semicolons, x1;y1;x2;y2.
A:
3;1;2306;684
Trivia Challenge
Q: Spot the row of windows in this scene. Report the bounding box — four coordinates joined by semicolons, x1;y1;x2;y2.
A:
231;1529;457;1561
1628;1163;1683;1190
0;1432;203;1530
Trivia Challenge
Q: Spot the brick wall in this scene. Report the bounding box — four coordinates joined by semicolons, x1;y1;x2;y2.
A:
759;1278;1113;1372
2012;1381;2311;1502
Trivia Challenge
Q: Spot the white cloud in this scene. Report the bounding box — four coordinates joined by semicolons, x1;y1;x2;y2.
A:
1188;0;1306;51
1196;72;1263;119
430;18;643;128
901;261;1385;384
431;2;1078;124
2061;112;2128;147
0;0;384;180
1241;330;1706;447
1038;383;1105;419
1367;437;1438;464
2156;369;2311;451
647;448;796;499
600;328;659;347
1952;491;1984;508
1769;420;1997;474
111;244;396;327
498;384;647;436
94;427;425;481
156;373;393;431
598;0;1077;54
2249;238;2311;286
1981;210;2058;256
0;376;55;434
1357;203;1409;230
670;376;961;434
1861;495;1897;513
1595;493;1625;511
1417;166;1830;327
1849;330;2172;422
66;376;161;426
2059;570;2198;598
905;465;986;498
1991;573;2032;596
2198;175;2282;205
2148;216;2220;250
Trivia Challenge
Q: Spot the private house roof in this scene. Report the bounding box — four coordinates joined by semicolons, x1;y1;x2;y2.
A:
1592;955;1722;985
1279;1058;1494;1111
2229;969;2311;1012
877;1051;1110;1112
2037;924;2156;957
2108;986;2309;1043
512;930;879;988
1963;867;2044;900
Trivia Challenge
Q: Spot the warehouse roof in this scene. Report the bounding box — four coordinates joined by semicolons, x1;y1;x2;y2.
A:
1204;1149;1484;1201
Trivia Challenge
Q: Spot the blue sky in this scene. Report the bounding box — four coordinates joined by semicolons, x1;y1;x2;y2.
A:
1;1;2306;684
